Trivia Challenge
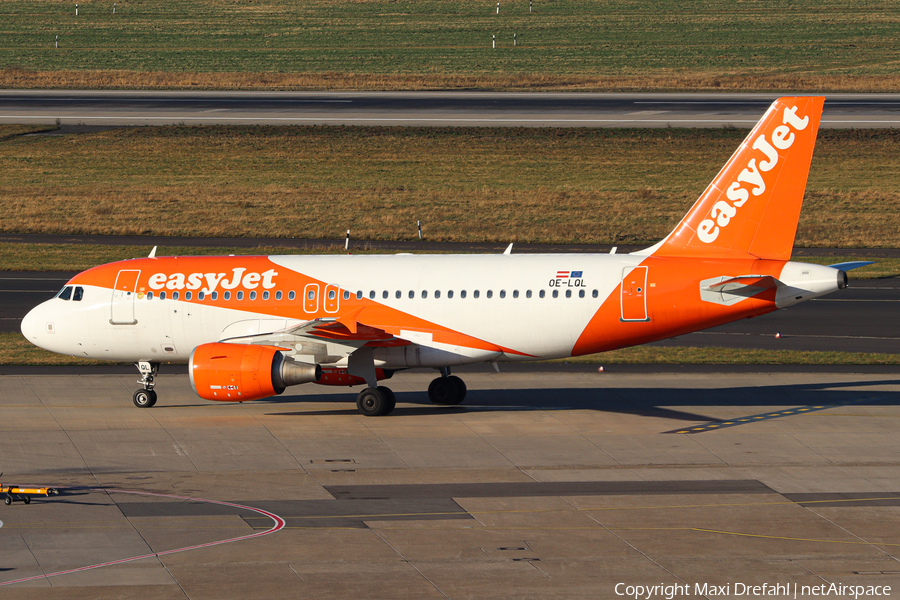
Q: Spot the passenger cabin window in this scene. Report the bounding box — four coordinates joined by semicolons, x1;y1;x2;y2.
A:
328;290;336;300
369;290;375;299
160;291;166;300
448;290;454;299
592;289;598;298
539;290;545;298
552;290;559;298
486;290;493;299
147;291;154;300
565;290;571;298
460;290;466;298
408;290;414;299
512;290;518;299
395;290;401;299
421;290;427;299
526;290;532;298
57;286;72;301
356;291;363;300
186;291;193;300
210;291;217;300
473;290;480;299
73;286;84;301
173;291;180;300
500;290;507;299
288;291;295;300
435;290;441;299
224;291;231;300
343;290;350;300
276;291;283;300
263;291;270;300
383;291;389;299
237;291;244;300
579;290;585;298
198;291;205;300
250;291;257;300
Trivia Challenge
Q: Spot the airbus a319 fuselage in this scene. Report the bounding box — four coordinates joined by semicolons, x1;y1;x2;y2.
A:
21;97;851;416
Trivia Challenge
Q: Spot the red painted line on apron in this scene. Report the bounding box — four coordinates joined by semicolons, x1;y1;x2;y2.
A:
0;487;285;587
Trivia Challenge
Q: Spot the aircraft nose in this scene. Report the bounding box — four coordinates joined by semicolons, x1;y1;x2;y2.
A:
20;303;45;342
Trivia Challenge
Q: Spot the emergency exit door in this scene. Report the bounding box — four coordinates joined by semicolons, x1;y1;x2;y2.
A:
620;266;650;322
111;269;140;324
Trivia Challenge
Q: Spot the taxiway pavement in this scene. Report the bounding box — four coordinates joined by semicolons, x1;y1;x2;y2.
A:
0;370;899;598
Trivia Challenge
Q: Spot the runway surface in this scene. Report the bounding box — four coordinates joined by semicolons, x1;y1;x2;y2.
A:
1;370;899;598
2;91;900;128
3;271;898;354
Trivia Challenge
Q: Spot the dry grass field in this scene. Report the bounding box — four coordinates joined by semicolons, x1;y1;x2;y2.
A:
0;0;898;91
2;125;899;248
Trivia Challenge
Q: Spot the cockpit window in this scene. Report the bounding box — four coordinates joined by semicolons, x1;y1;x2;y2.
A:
72;286;84;301
56;286;73;301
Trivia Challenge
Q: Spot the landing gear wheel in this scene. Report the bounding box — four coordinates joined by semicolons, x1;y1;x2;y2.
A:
377;386;397;415
133;389;157;408
447;376;467;402
357;387;390;417
22;496;30;505
4;496;10;505
428;377;463;405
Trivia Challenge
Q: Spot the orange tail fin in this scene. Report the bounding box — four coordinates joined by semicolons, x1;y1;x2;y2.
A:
645;96;825;260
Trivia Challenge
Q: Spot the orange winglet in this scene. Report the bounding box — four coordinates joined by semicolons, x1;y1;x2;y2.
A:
336;306;364;334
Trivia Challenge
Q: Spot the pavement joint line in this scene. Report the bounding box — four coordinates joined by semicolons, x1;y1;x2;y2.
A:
664;396;888;434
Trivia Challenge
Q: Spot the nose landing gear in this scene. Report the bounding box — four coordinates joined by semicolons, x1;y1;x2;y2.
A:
133;361;159;408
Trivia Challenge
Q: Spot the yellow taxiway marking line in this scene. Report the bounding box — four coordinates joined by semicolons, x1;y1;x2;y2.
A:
693;527;900;547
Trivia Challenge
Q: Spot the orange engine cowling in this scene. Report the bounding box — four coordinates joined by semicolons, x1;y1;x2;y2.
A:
189;343;322;402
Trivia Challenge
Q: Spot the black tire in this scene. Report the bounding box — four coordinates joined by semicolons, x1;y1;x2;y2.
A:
428;377;462;405
4;496;10;505
377;386;397;415
133;389;157;408
356;387;390;417
447;376;467;402
23;496;30;505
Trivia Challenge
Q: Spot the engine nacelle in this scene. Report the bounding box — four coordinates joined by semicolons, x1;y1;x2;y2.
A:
189;343;321;402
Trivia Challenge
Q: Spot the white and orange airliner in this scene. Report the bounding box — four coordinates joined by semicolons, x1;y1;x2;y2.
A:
21;97;859;415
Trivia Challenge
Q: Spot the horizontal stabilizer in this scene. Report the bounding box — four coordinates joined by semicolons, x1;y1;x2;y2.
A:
704;275;780;292
700;274;782;306
828;261;875;271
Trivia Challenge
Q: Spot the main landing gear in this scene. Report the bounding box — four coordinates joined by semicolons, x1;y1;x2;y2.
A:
356;386;397;417
133;361;159;408
428;367;467;406
354;367;468;417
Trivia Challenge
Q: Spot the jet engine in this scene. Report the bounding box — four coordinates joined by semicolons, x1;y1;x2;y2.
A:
189;343;321;402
